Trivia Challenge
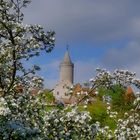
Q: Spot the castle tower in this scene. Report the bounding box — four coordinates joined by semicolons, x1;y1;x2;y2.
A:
53;47;74;101
60;48;74;83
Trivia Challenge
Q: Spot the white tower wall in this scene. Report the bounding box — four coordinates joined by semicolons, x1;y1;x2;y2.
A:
60;63;74;83
53;48;74;100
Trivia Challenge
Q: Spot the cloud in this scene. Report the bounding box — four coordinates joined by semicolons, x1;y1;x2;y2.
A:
102;41;140;68
23;0;140;45
131;18;140;38
101;40;140;81
74;60;100;84
39;58;100;88
38;60;60;88
21;0;140;88
44;78;58;89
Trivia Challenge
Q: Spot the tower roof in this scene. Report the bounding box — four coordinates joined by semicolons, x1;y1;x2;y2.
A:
62;48;73;64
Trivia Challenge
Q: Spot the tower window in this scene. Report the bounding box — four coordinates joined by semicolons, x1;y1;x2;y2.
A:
57;91;59;95
65;92;68;96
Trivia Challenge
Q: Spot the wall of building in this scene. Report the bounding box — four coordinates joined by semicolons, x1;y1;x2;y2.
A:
53;81;72;99
60;63;74;84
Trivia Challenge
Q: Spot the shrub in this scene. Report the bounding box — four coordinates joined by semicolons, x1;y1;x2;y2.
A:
87;99;107;124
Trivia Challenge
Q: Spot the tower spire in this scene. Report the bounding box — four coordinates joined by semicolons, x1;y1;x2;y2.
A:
63;45;72;64
60;46;74;83
66;44;69;51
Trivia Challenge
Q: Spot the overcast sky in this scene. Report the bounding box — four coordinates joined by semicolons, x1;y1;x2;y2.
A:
23;0;140;88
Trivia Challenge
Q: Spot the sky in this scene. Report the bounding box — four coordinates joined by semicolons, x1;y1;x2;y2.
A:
23;0;140;89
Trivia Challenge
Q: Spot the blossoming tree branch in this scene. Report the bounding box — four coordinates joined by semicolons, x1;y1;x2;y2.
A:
0;0;55;96
0;0;140;139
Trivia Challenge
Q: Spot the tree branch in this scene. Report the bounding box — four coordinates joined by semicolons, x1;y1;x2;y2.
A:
0;21;17;95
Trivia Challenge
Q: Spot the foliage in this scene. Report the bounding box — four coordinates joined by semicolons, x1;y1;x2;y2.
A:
87;100;108;124
98;85;134;112
88;101;117;131
0;0;140;139
89;69;140;139
0;1;97;139
79;100;117;131
0;93;45;139
76;68;140;139
43;107;96;140
0;0;55;139
38;90;55;104
98;96;140;140
0;0;55;96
